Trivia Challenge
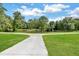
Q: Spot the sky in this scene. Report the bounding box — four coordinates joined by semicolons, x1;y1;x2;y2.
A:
3;3;79;21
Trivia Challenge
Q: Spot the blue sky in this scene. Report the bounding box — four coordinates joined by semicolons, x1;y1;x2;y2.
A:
3;3;79;21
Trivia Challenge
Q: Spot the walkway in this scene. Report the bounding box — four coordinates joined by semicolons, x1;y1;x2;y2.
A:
0;34;48;56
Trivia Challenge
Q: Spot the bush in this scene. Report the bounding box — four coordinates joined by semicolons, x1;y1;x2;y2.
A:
26;29;40;33
16;29;27;32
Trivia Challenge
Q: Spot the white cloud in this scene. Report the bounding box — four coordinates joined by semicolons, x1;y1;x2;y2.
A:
16;4;70;16
44;4;70;13
32;8;43;15
17;5;44;16
21;5;27;9
70;7;79;14
68;7;79;18
70;14;79;18
49;16;65;21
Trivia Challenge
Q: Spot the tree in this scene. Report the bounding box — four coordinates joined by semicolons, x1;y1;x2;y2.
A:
39;16;48;32
0;4;12;32
27;19;33;29
74;18;79;30
54;21;58;30
49;21;55;31
27;18;39;29
4;15;13;31
13;11;25;31
62;17;75;31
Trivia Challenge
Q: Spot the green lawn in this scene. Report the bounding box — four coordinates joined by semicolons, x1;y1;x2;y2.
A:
43;34;79;56
42;31;79;35
0;34;28;52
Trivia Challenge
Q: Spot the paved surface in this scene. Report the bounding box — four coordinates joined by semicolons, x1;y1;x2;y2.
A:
0;34;48;56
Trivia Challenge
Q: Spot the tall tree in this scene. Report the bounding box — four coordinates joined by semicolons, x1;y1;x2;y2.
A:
0;4;12;31
49;21;55;31
13;11;25;31
39;16;48;32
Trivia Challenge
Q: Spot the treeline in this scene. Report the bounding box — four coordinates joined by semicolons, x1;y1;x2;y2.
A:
26;17;79;32
0;4;79;33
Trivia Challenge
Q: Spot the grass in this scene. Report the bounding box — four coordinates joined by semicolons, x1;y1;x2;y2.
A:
42;31;79;35
0;34;28;52
43;34;79;56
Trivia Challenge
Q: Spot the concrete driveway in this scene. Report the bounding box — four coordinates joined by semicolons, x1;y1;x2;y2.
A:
0;34;48;56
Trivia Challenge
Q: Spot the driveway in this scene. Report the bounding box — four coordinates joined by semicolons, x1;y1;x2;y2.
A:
0;34;48;56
